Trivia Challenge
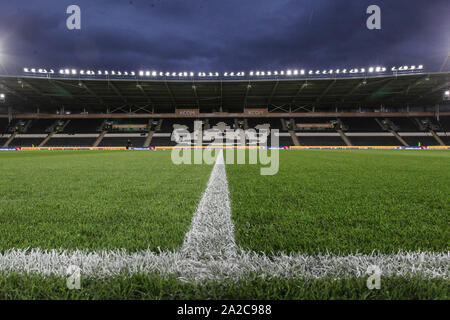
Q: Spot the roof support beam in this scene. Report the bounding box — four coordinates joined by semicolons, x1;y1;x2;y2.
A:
243;81;252;107
316;79;336;104
108;82;128;104
80;81;105;105
19;78;56;104
191;82;200;109
164;81;177;107
291;81;308;105
266;80;279;108
136;82;155;106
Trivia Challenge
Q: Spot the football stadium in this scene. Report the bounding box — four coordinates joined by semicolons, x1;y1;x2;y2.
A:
0;1;449;304
0;67;449;299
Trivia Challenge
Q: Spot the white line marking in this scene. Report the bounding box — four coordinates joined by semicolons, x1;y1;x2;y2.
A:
181;150;238;260
0;150;448;281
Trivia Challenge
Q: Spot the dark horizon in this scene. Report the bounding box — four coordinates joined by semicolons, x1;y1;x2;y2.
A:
0;0;449;75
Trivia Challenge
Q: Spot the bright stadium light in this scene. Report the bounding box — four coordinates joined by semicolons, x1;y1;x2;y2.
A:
445;90;450;96
0;93;5;103
369;67;374;73
286;70;292;76
300;69;305;75
418;65;424;69
23;68;29;73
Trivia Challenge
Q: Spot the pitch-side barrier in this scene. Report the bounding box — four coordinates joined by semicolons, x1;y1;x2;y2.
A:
1;146;448;151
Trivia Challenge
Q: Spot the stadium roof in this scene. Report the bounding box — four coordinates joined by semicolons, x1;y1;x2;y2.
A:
0;72;449;113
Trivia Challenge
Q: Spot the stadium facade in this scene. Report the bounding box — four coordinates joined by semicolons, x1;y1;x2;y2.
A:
0;69;449;149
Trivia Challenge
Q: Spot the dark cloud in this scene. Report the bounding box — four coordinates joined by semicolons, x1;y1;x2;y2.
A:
0;0;449;74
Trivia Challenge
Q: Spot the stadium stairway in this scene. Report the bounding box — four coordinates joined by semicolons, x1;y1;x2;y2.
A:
39;132;55;147
289;130;300;146
430;130;446;146
2;132;17;147
390;130;409;146
92;130;107;147
337;129;353;146
143;131;155;147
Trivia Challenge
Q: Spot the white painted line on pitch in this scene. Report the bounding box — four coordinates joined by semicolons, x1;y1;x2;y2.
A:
0;249;448;281
181;149;238;260
0;150;449;281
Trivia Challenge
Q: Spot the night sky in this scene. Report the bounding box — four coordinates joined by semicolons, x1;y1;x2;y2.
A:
0;0;449;75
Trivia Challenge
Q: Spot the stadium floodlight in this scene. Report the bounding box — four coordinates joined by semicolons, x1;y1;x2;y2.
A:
249;71;254;76
0;93;5;103
308;70;313;75
130;71;135;76
286;70;292;76
342;69;347;73
418;65;424;70
293;69;298;75
23;68;29;73
410;65;416;70
300;69;305;75
104;71;109;75
280;71;285;75
139;71;144;76
315;70;320;74
369;67;374;73
71;69;77;75
80;70;85;75
152;71;157;77
444;90;450;101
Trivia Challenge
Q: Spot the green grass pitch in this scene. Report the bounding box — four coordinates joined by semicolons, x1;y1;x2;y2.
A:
0;150;212;251
0;149;448;299
227;149;450;254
